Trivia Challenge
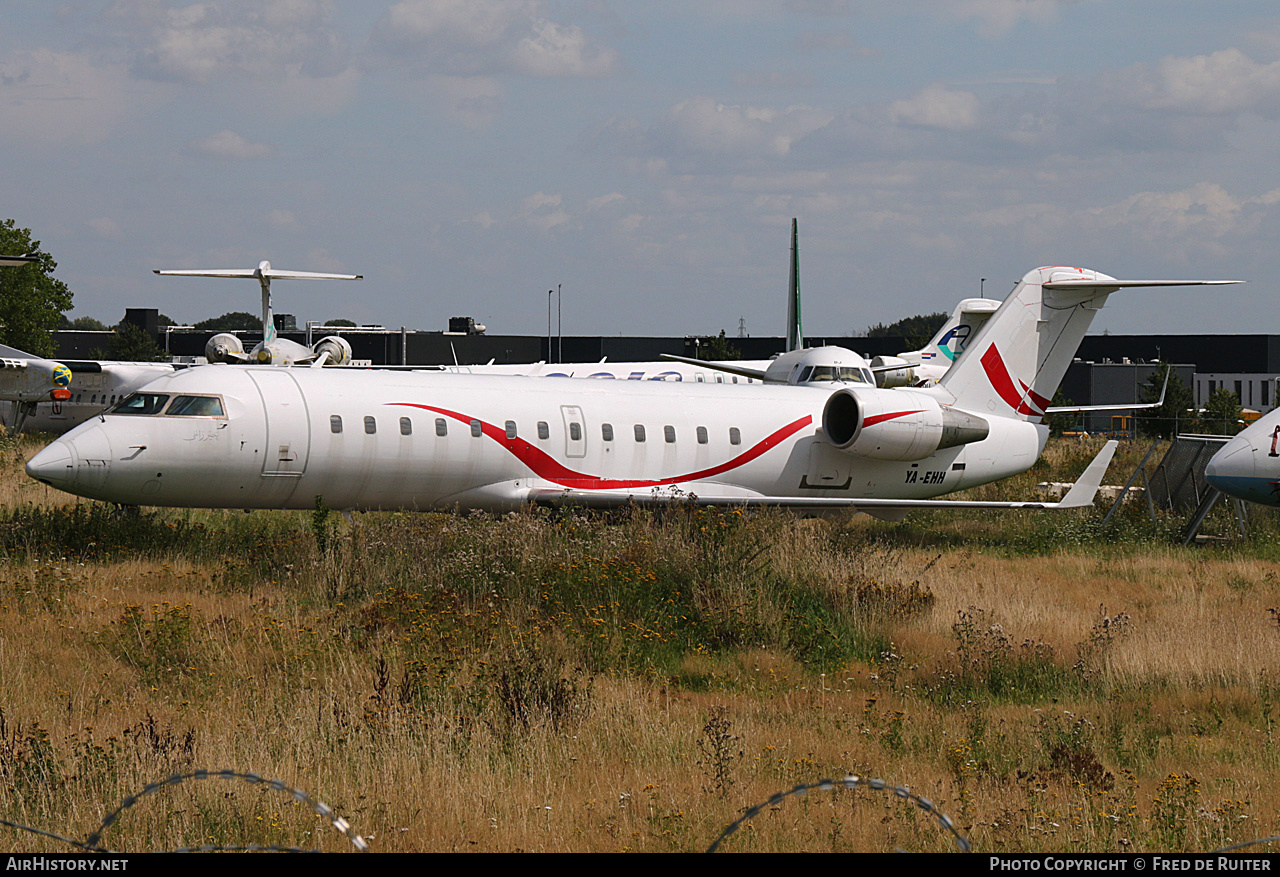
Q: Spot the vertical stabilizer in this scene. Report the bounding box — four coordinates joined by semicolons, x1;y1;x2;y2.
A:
785;219;803;352
939;266;1238;419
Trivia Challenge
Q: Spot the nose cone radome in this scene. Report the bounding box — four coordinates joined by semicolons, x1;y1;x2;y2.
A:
1206;435;1274;505
26;439;75;489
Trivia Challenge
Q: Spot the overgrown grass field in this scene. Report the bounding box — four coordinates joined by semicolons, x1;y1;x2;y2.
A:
1;433;1278;852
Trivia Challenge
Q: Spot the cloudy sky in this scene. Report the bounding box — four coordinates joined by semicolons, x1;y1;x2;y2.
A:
3;0;1279;340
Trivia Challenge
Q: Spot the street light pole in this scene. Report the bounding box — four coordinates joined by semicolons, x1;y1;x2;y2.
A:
557;283;562;364
547;289;553;363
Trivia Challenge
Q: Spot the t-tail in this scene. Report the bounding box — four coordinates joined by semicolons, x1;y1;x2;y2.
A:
939;266;1240;420
154;261;362;365
785;218;803;353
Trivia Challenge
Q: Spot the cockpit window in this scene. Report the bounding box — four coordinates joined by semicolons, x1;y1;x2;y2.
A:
111;393;170;415
804;366;870;385
166;395;225;417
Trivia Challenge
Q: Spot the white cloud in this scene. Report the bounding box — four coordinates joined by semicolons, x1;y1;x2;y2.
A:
517;192;571;231
511;19;617;78
667;97;833;158
1145;49;1280;116
0;49;158;144
888;84;980;130
950;0;1071;37
267;209;302;231
373;0;617;78
421;75;504;130
88;217;124;240
186;130;273;159
116;0;351;84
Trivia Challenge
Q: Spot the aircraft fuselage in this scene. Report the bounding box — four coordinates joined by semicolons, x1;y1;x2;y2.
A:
27;364;1045;512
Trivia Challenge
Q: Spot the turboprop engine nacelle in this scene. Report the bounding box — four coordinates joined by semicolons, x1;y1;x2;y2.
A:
821;388;990;461
312;335;352;366
871;355;917;388
205;333;245;364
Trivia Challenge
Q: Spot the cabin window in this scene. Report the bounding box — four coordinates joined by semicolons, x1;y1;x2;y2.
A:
364;416;376;435
330;415;343;434
167;395;224;417
602;423;614;442
731;376;738;384
470;419;482;438
400;417;412;436
696;426;708;445
714;375;724;384
664;425;676;444
111;393;170;416
505;420;517;439
634;424;646;443
730;427;742;446
569;422;582;441
435;418;448;437
537;421;549;440
695;374;705;383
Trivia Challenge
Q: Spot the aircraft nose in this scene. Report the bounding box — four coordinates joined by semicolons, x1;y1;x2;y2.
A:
26;439;76;488
1205;435;1259;499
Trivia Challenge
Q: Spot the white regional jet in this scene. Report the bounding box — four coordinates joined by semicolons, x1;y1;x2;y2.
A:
1205;407;1280;507
26;266;1235;517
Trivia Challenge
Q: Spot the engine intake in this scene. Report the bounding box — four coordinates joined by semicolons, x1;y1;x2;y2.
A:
312;335;352;366
822;388;989;461
205;333;244;363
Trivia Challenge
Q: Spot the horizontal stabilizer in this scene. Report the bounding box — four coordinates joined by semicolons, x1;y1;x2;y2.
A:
1043;279;1241;291
154;268;362;281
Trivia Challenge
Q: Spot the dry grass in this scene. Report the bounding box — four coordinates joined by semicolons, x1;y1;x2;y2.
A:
0;433;1278;852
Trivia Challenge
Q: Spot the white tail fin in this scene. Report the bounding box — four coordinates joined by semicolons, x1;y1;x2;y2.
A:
939;266;1239;419
913;297;1000;367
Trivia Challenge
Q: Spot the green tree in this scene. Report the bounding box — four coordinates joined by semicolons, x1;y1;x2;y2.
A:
0;220;73;357
105;322;167;362
695;329;742;361
1201;387;1243;436
865;312;948;350
61;315;110;331
1044;388;1079;437
1136;363;1195;439
193;311;260;331
324;318;358;327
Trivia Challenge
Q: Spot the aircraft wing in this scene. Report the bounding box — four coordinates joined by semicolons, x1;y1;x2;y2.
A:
531;442;1116;512
658;353;769;381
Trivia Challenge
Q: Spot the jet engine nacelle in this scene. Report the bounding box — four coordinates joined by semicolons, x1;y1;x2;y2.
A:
205;333;245;364
821;388;990;461
312;335;352;366
871;355;917;388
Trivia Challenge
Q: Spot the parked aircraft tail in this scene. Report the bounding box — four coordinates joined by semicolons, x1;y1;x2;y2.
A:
938;266;1239;420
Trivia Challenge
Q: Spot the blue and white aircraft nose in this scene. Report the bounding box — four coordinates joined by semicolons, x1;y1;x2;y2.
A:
1205;434;1275;505
26;439;76;489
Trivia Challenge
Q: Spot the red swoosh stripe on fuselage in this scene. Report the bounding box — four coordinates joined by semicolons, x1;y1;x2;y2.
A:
389;403;813;490
980;345;1045;417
